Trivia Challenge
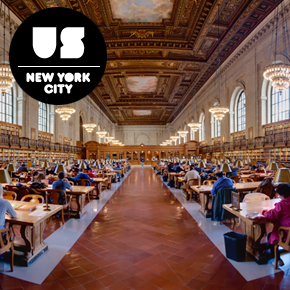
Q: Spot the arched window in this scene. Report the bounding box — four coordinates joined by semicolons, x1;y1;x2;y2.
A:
199;113;205;141
237;91;246;131
215;120;221;137
80;116;83;143
38;102;47;132
271;87;290;123
0;90;13;123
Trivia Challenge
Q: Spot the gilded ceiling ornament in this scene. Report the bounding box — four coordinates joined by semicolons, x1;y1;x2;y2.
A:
130;30;154;39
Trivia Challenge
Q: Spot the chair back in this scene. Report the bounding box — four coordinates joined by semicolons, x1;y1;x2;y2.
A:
49;189;69;206
11;178;19;183
20;194;44;203
203;180;216;186
186;178;200;190
239;177;254;183
77;179;92;186
255;177;274;198
230;176;240;183
3;191;17;200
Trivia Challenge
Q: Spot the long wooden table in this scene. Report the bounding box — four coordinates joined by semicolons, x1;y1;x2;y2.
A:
223;199;279;264
92;178;108;197
7;200;62;266
191;182;262;217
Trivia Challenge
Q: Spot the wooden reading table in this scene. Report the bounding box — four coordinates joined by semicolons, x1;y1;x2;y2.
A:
223;199;280;264
7;200;62;266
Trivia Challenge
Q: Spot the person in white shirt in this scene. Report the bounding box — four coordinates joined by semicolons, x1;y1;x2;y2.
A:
181;166;200;194
0;184;17;230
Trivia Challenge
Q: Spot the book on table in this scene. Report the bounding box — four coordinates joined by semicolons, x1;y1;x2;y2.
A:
12;204;36;211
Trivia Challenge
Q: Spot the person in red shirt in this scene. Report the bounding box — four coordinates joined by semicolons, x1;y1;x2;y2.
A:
87;170;96;178
256;165;266;173
262;184;290;267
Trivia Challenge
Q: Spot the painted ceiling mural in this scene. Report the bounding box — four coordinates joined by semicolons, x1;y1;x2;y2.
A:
5;0;283;125
126;76;158;93
109;0;174;22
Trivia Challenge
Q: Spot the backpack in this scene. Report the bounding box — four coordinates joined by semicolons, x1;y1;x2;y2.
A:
30;182;47;189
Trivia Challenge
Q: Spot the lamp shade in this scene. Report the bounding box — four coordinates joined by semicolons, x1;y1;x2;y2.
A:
220;163;232;173
236;160;244;167
266;159;272;165
198;161;206;168
186;160;190;165
64;161;69;166
214;160;221;166
243;160;248;165
42;161;50;168
54;164;67;174
269;162;279;171
79;162;86;169
0;169;11;183
273;168;290;183
7;163;16;172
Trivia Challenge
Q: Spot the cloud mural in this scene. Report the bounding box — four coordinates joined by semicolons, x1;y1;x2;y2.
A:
109;0;174;22
126;76;158;93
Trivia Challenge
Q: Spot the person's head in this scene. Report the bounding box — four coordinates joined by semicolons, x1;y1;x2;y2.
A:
58;172;65;180
22;163;26;167
215;171;224;179
176;162;179;166
277;184;290;199
33;171;39;177
259;165;264;169
189;165;194;171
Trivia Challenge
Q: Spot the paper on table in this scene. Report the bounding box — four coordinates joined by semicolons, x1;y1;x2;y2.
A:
28;210;47;217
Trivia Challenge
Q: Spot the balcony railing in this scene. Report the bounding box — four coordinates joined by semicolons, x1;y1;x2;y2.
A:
200;132;290;153
0;134;80;153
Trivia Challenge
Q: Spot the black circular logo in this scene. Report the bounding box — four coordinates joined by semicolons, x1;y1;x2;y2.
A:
9;7;107;105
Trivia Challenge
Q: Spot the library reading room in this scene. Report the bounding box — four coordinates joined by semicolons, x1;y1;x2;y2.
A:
2;0;290;289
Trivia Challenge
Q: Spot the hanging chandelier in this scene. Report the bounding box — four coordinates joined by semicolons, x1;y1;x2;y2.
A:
263;1;290;92
106;136;115;142
208;5;229;121
166;139;172;145
170;136;179;142
112;139;119;144
188;122;201;132
209;106;229;120
82;123;96;133
96;131;107;138
0;4;14;93
55;106;76;121
177;130;188;138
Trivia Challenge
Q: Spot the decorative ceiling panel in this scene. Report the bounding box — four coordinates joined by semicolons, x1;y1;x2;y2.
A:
6;0;282;124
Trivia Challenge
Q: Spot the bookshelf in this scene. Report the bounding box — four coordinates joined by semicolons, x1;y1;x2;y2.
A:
38;131;53;142
0;121;21;137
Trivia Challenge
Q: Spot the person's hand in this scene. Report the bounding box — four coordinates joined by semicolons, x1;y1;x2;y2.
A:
63;178;68;182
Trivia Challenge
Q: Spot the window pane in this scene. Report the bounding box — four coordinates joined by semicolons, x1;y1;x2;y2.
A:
0;90;13;125
271;88;290;123
38;102;48;132
237;91;246;131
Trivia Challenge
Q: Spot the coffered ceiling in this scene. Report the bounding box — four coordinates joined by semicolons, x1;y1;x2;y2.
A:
6;0;281;125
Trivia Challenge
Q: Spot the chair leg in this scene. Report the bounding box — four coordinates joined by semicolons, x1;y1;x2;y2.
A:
189;192;192;202
274;244;279;269
10;246;14;272
67;206;70;220
61;209;65;224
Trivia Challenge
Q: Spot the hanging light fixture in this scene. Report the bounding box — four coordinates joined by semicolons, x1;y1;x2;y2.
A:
170;136;179;141
263;1;290;92
112;139;119;144
0;2;14;93
83;98;97;132
55;106;76;121
82;123;97;133
106;136;115;143
96;131;107;139
208;4;229;120
188;122;201;132
166;139;172;145
177;130;188;138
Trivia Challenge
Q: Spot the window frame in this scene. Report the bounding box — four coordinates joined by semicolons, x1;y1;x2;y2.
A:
38;102;48;132
236;91;246;132
0;89;13;124
271;87;290;123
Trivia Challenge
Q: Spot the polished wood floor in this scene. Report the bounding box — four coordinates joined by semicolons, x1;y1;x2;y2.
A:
0;167;290;289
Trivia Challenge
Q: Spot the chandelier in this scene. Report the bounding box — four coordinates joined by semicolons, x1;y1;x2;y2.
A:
112;139;119;144
55;106;76;121
106;136;115;142
96;131;107;138
166;139;172;145
188;122;201;132
209;106;229;120
82;123;96;133
0;4;14;93
263;1;290;92
177;130;188;138
208;5;229;121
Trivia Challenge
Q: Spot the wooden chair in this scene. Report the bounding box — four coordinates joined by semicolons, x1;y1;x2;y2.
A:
102;176;112;191
274;226;290;269
230;176;240;183
186;178;201;202
11;178;19;183
48;189;72;224
0;228;14;271
3;191;17;200
203;180;216;186
239;177;254;183
20;194;44;203
68;181;74;186
249;174;260;182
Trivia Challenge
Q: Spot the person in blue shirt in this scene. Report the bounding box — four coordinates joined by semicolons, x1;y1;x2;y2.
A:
52;172;73;204
210;171;233;197
73;170;94;185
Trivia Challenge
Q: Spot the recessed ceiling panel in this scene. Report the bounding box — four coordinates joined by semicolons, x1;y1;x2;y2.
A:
133;110;152;116
126;76;158;93
109;0;173;22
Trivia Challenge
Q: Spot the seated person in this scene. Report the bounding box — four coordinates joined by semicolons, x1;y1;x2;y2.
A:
173;163;183;173
52;172;73;204
181;166;200;193
167;162;174;172
210;171;234;198
17;163;28;173
262;184;290;267
251;163;259;171
46;167;56;175
87;170;97;178
256;165;266;173
73;169;93;185
31;171;46;182
226;170;238;178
